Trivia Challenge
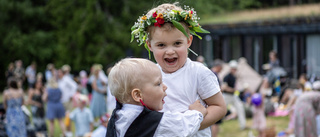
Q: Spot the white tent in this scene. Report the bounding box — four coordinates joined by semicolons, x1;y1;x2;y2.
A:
219;57;263;93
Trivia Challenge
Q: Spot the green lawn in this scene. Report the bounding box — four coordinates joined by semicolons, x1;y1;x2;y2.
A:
219;116;289;137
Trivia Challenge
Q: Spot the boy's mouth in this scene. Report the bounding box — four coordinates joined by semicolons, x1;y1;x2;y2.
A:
164;57;177;64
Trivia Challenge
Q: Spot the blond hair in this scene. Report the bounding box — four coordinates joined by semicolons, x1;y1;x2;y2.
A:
146;3;190;41
46;78;58;88
108;58;158;104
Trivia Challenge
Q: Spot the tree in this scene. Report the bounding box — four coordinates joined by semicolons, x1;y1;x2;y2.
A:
0;0;55;88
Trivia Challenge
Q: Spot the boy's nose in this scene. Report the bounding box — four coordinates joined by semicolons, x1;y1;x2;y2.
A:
165;47;175;55
163;84;167;91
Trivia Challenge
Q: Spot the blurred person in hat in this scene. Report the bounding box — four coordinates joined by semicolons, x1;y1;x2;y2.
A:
70;94;94;137
222;60;247;130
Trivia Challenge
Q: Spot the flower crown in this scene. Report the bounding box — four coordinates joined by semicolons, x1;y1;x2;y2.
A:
130;6;210;58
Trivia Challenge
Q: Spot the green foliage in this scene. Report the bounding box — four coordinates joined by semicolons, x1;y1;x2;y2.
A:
0;0;55;88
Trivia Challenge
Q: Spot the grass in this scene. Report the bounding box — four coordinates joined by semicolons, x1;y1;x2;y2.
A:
200;3;320;25
219;116;289;137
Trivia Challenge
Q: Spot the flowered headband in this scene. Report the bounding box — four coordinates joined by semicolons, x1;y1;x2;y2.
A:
130;5;210;58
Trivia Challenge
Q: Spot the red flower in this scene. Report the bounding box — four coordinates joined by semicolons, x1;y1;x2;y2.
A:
190;10;193;14
152;12;157;18
154;22;161;27
154;17;165;27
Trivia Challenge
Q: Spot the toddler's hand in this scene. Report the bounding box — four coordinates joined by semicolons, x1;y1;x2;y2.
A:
189;100;207;117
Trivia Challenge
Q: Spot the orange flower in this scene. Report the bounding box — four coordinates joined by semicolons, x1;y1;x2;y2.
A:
185;15;188;20
141;16;147;20
189;11;192;18
157;13;163;19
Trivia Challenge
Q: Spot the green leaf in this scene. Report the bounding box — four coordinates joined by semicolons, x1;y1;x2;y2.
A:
131;25;136;31
190;30;202;39
186;20;198;26
171;20;189;38
144;43;151;59
130;34;134;43
195;27;210;33
199;27;210;33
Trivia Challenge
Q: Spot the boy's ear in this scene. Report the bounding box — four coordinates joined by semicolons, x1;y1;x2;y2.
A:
187;35;193;48
146;41;153;52
131;88;142;103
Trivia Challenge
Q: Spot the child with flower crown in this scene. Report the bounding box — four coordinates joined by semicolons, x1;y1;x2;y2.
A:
106;58;207;137
130;3;227;136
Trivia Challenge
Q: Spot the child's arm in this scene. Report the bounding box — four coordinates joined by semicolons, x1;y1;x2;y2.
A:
156;108;204;136
200;91;227;130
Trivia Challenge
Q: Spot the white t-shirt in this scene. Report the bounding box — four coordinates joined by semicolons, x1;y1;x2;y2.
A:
58;75;77;103
115;104;203;137
158;58;220;137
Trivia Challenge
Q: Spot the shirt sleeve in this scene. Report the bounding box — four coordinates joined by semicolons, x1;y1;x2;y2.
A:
154;110;203;137
198;67;220;100
88;109;94;123
69;109;77;121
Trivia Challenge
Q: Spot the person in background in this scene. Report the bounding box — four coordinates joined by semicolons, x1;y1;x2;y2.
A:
3;77;26;137
197;55;208;67
27;80;47;136
61;64;73;78
90;64;107;120
251;93;266;137
14;60;25;89
90;114;110;137
294;81;320;137
45;63;55;82
5;62;14;81
209;59;224;137
70;94;94;137
58;67;77;137
268;50;280;68
79;70;89;95
43;78;66;137
25;61;37;89
222;60;247;130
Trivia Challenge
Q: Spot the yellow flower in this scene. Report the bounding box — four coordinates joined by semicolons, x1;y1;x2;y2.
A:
157;13;163;19
141;16;147;20
189;11;192;18
184;15;188;20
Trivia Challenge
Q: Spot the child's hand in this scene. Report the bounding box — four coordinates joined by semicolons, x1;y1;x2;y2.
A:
189;100;207;117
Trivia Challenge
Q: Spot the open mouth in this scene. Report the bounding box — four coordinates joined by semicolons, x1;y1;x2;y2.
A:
164;58;177;64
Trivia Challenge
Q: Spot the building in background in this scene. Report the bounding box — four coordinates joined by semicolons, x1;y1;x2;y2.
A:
191;3;320;79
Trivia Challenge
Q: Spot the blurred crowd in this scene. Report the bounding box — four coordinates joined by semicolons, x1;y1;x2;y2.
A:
1;51;320;137
1;60;115;137
198;50;320;137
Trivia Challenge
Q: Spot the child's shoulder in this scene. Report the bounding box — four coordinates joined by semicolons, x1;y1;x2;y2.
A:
187;59;211;73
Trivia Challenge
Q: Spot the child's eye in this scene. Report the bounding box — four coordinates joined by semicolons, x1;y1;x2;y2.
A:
157;43;165;47
174;41;182;45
